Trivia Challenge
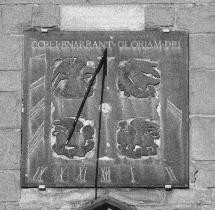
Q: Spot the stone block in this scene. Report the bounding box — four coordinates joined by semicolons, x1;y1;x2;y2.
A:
0;129;20;170
197;170;215;188
0;170;20;201
190;117;215;160
60;5;145;31
190;71;215;114
191;161;215;188
172;206;204;210
201;204;215;210
0;35;23;71
190;34;215;70
4;202;20;210
0;71;21;91
20;189;101;209
0;0;214;3
145;5;175;28
202;205;215;210
32;5;60;27
0;92;21;128
1;5;32;34
0;0;85;3
176;5;215;33
0;202;5;210
88;0;213;3
135;205;203;210
109;189;164;205
165;189;211;205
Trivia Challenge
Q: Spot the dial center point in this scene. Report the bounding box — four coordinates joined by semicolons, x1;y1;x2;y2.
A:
100;103;112;114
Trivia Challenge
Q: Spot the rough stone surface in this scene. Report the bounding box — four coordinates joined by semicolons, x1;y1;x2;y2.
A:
1;5;32;34
211;190;215;202
0;203;5;210
0;170;20;201
202;206;215;210
60;5;145;31
89;0;214;3
196;170;215;188
165;189;212;205
0;0;86;3
135;205;205;210
4;202;20;210
0;129;20;170
190;117;215;160
176;5;215;33
191;161;215;188
190;71;215;114
190;34;215;70
0;92;21;128
0;35;23;71
0;71;21;91
32;5;60;27
20;189;105;209
109;189;164;205
145;5;175;28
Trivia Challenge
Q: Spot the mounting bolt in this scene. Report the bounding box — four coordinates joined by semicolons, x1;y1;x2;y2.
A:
162;28;170;33
41;28;48;33
165;184;172;191
38;185;46;191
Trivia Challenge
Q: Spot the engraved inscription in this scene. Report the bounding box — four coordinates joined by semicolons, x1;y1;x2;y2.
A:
165;167;178;183
77;166;87;183
59;167;67;182
130;167;136;183
101;167;111;183
33;166;47;182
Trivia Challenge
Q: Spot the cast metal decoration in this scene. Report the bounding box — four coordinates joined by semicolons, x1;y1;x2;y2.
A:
22;30;189;188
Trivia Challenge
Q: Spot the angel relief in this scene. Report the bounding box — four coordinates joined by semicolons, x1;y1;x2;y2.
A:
51;57;96;159
52;57;96;98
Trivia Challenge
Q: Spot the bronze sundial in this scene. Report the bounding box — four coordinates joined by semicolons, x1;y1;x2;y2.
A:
21;30;189;188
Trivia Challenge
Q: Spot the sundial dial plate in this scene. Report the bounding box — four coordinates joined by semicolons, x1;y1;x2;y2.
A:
21;31;188;188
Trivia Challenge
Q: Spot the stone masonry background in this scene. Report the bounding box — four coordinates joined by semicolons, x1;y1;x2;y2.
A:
0;0;215;209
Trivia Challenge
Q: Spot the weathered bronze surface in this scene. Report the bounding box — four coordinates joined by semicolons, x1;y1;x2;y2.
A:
22;30;189;188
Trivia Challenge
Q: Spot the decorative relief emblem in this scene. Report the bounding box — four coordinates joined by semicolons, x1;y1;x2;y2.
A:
117;58;160;98
116;118;160;159
52;57;95;98
51;118;95;159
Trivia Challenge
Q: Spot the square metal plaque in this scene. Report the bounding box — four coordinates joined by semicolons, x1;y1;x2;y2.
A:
21;30;189;188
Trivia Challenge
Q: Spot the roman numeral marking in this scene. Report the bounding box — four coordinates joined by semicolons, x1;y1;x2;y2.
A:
77;166;87;183
33;166;47;182
165;166;178;182
101;166;111;183
130;167;136;183
59;167;67;182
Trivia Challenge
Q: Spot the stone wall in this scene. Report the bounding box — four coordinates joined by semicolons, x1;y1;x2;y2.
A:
0;0;215;209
